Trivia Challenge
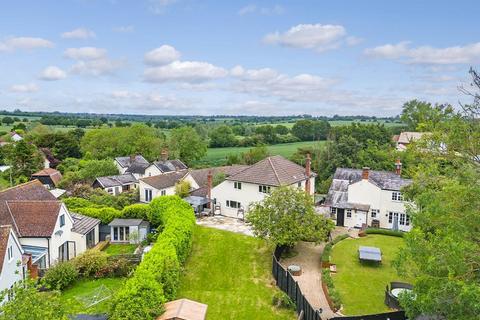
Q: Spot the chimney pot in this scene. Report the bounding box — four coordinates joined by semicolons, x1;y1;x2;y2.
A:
362;167;370;180
395;158;402;176
129;154;135;163
160;149;168;161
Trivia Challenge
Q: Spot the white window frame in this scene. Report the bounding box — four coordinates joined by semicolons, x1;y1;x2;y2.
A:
371;209;379;218
160;189;166;196
145;189;153;202
346;209;352;218
107;188;113;194
392;191;403;201
330;207;336;215
59;214;65;227
7;245;13;261
234;182;242;190
226;200;241;208
259;185;271;194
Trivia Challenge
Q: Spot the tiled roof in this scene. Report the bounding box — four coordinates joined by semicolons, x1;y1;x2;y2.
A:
226;155;314;186
5;201;61;237
125;162;150;174
190;165;250;197
32;168;63;186
0;225;12;273
325;168;412;207
0;180;57;201
95;173;137;188
115;155;149;168
151;159;188;173
71;213;100;235
140;170;189;190
397;132;427;144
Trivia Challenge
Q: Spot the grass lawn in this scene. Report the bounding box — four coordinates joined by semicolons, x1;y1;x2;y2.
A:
196;141;325;167
330;235;408;315
178;226;295;320
104;243;137;255
60;277;126;315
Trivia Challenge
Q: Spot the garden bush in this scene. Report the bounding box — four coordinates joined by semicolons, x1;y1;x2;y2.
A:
62;197;99;210
365;228;404;237
72;250;108;277
110;195;195;320
322;269;342;310
272;291;295;310
76;206;122;224
122;203;151;220
321;234;349;264
42;261;78;290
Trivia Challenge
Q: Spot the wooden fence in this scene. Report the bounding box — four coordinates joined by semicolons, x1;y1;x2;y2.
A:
272;246;321;320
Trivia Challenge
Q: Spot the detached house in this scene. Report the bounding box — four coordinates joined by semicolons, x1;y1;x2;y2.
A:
139;170;198;202
0;225;25;300
31;168;63;189
393;131;428;151
144;159;188;177
92;173;138;195
324;160;412;231
114;155;150;179
211;155;315;219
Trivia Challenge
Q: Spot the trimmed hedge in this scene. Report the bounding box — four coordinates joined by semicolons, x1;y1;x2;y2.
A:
322;269;342;310
75;207;122;224
109;196;195;320
122;203;151;221
365;228;404;238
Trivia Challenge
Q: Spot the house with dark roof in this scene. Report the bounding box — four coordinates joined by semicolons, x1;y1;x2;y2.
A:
144;159;188;177
71;213;100;253
139;170;199;202
114;155;150;179
92;173;138;195
323;161;413;231
0;181;90;270
210;155;315;219
31;168;63;189
0;225;24;302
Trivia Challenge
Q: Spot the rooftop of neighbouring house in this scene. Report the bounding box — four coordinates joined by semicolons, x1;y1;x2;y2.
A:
190;165;250;197
108;218;149;227
31;168;63;186
325;167;412;207
140;169;189;190
115;155;149;168
225;155;315;187
397;131;428;144
94;173;138;188
150;159;188;173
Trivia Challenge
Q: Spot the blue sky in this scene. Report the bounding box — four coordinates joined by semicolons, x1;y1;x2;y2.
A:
0;0;478;116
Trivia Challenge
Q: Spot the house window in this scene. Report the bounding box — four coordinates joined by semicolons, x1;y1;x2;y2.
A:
58;242;69;262
113;227;118;241
234;182;242;190
7;245;13;261
226;200;241;208
59;214;65;227
113;226;130;242
259;185;271;193
392;192;403;201
405;214;410;226
330;207;336;215
86;229;95;249
388;212;393;223
107;188;113;194
371;209;379;218
399;213;406;225
161;190;166;196
145;189;153;202
297;182;302;188
346;209;352;218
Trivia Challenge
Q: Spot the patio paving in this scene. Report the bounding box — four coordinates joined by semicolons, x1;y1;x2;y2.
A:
196;216;254;236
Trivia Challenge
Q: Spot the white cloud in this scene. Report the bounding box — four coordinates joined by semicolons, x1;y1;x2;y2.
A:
144;60;228;83
64;47;107;60
70;58;125;76
0;37;54;52
264;23;356;52
113;25;134;33
238;4;284;16
9;83;39;93
110;90;141;99
148;0;178;14
39;66;67;81
61;28;96;39
365;41;480;64
144;45;181;65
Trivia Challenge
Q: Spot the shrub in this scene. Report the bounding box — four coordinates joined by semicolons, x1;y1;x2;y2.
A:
365;228;404;237
272;291;295;310
122;203;151;220
61;197;98;210
42;261;78;290
73;250;108;277
322;269;342;310
321;234;349;264
110;195;195;320
76;207;122;224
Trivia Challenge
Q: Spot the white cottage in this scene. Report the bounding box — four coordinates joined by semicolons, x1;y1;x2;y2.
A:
210;155;315;219
0;225;24;302
139;170;198;202
323;162;413;232
114;155;150;179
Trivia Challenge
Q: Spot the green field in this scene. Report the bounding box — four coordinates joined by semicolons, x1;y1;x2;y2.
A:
104;244;137;255
330;235;408;315
328;120;404;127
178;226;295;320
196;141;325;167
60;277;126;315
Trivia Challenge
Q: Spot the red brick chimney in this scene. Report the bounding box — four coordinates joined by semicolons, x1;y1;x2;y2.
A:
160;149;168;161
305;153;311;195
362;167;370;180
395;158;402;176
207;170;213;209
129;154;135;164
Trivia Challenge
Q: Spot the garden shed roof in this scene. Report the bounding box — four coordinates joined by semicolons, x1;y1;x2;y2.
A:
158;298;208;320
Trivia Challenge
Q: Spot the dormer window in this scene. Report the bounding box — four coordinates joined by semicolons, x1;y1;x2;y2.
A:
59;214;65;227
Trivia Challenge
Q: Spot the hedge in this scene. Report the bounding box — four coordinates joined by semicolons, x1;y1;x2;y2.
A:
365;228;404;237
109;195;195;320
322;269;342;310
321;234;349;263
75;207;123;224
121;203;151;221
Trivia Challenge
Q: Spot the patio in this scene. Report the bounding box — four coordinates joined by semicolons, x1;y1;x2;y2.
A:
196;216;253;236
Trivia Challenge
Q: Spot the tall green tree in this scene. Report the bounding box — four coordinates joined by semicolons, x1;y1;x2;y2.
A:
247;186;334;247
209;125;237;147
3;140;43;179
168;126;207;165
400;99;454;131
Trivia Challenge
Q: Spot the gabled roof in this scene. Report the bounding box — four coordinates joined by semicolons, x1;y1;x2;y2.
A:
226;155;314;186
397;132;427;144
0;181;60;238
71;213;100;235
4;201;62;237
115;155;149;168
325;168;412;207
32;168;63;186
0;225;19;273
150;159;188;173
95;173;137;188
140;170;189;190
